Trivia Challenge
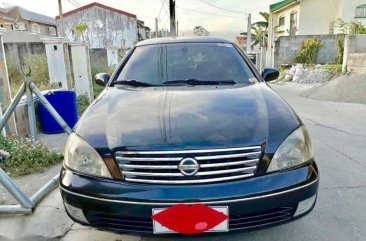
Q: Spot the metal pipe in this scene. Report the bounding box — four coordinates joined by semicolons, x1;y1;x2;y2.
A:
26;78;37;141
30;173;60;206
0;205;32;214
0;168;33;209
0;83;26;132
30;83;72;134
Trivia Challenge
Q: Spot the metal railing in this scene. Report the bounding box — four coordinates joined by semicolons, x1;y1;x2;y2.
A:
0;70;71;214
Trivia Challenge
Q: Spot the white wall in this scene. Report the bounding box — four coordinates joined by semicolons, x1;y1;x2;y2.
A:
339;0;366;25
45;43;68;88
271;3;301;39
60;6;137;49
70;44;94;100
298;0;339;35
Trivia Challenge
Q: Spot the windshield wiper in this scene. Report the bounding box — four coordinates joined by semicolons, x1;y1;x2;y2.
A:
113;80;155;87
163;79;237;86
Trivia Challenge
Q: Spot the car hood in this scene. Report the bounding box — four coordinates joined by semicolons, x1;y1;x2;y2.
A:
75;83;300;155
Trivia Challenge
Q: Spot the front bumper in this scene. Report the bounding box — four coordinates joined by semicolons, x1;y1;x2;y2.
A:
60;161;319;235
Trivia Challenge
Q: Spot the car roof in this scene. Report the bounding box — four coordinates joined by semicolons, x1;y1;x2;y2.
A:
136;37;234;46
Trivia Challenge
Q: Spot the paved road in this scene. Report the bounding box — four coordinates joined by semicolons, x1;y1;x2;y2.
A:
1;84;365;241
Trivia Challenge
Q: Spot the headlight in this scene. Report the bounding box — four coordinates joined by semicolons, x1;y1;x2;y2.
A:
64;133;111;178
267;126;313;173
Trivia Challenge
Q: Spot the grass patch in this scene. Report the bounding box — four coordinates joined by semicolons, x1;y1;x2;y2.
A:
8;55;59;97
322;64;343;80
77;94;90;116
0;136;63;177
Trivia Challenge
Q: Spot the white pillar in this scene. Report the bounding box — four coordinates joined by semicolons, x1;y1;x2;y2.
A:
0;28;17;135
107;48;119;69
41;37;72;89
69;42;94;101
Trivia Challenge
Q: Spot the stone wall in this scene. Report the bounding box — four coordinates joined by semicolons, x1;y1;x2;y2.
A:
348;54;366;74
274;35;338;68
343;35;366;73
4;42;45;66
89;48;108;69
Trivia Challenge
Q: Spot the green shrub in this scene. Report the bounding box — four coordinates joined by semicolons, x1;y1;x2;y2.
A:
335;34;345;65
337;19;366;34
7;63;24;96
295;38;323;65
322;64;343;80
77;94;90;116
0;136;63;177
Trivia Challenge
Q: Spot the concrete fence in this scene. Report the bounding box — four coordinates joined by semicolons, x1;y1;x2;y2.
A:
343;35;366;74
273;35;338;68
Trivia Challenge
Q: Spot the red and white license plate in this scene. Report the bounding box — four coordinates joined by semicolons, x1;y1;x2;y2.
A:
152;206;229;234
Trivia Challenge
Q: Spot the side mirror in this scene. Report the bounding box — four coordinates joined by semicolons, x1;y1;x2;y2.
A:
95;73;110;86
262;68;279;82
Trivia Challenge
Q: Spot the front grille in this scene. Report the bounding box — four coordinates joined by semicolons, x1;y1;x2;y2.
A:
85;207;295;234
229;207;295;230
115;146;262;185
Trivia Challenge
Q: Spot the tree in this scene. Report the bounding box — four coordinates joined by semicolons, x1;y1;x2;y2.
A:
251;12;269;48
72;23;88;41
193;26;210;36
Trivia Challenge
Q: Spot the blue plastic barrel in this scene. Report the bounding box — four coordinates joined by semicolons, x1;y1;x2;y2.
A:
39;90;79;134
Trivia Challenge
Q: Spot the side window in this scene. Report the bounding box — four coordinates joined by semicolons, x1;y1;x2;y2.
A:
117;45;161;84
279;16;285;26
356;5;366;18
31;23;40;33
290;11;297;36
48;27;57;36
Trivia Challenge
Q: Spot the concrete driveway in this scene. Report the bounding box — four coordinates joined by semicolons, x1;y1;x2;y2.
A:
1;84;365;241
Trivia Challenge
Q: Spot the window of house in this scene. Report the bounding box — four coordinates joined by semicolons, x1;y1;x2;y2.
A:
47;27;57;36
279;16;285;26
290;11;297;36
14;22;26;31
31;23;40;33
355;5;366;18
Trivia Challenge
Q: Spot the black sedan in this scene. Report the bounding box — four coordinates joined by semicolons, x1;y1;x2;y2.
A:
60;37;319;235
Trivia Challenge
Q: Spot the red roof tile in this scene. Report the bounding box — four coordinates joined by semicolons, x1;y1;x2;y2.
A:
55;2;136;19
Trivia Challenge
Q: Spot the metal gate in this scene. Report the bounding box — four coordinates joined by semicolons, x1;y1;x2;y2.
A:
0;71;72;214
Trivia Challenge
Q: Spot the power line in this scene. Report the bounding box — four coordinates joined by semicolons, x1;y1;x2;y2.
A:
176;5;244;19
157;0;165;18
161;0;170;20
197;0;246;15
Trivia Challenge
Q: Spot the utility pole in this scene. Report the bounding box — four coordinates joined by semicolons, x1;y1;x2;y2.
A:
155;17;159;38
58;0;64;37
169;0;176;37
176;21;179;37
246;13;252;54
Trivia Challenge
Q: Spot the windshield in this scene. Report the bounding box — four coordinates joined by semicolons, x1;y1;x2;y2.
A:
114;43;257;86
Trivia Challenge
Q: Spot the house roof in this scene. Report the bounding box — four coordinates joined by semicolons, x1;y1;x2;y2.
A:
270;0;298;12
56;2;136;19
0;3;56;25
18;7;56;25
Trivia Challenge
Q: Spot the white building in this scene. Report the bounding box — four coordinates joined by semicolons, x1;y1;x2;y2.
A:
56;2;137;50
267;0;366;66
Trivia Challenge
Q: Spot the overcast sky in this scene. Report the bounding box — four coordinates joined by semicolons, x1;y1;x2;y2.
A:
8;0;274;40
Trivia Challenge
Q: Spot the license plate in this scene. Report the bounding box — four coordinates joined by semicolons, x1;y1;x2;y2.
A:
152;206;229;234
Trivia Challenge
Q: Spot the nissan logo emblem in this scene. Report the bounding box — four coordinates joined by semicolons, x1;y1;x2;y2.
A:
178;158;199;176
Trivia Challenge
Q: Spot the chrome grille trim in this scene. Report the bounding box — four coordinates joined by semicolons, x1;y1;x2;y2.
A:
117;146;262;155
119;159;259;170
201;159;259;168
122;166;257;177
125;173;255;184
116;145;262;185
